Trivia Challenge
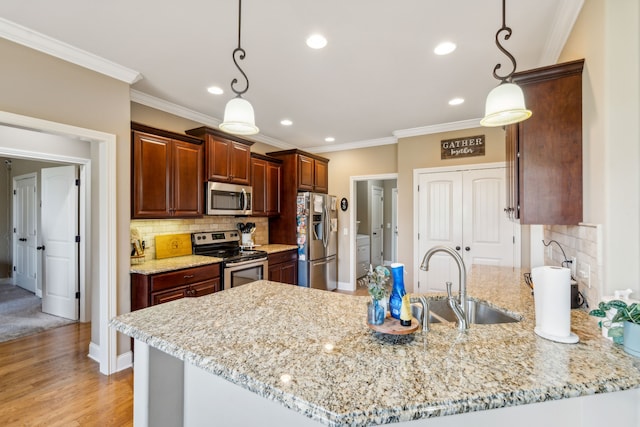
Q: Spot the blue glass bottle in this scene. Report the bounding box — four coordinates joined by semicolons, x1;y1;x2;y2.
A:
389;263;406;320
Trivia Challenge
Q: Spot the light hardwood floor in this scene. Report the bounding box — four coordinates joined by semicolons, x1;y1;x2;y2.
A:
0;322;133;426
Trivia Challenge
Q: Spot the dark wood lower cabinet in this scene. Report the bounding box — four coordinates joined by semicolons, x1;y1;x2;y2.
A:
131;263;221;311
268;250;297;285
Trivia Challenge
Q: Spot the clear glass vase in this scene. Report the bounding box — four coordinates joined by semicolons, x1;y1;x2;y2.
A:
367;298;385;325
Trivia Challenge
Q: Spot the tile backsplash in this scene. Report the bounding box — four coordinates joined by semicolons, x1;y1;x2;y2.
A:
543;223;602;309
131;217;269;260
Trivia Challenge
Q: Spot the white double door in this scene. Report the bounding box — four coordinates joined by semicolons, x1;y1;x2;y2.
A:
417;166;518;292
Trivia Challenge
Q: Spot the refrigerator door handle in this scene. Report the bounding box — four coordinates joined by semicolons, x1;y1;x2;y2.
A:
323;205;329;249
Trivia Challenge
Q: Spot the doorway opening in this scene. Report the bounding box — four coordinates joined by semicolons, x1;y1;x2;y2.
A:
349;173;398;290
0;111;117;375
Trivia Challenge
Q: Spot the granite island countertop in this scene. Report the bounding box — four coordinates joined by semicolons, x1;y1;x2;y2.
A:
111;265;640;426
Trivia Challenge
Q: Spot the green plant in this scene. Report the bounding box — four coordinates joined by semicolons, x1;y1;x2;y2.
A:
364;265;390;301
590;301;640;344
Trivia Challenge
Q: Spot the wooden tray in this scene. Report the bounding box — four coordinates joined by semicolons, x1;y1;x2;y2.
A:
155;233;192;259
367;315;419;335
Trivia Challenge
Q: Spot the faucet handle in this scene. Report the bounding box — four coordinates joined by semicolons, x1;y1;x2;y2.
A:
446;281;454;298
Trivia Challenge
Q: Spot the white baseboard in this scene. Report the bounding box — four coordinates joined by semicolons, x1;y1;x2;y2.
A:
337;281;355;292
88;341;100;363
88;341;133;372
117;351;133;371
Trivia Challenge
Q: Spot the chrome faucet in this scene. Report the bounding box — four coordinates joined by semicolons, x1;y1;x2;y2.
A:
410;295;430;332
419;246;469;330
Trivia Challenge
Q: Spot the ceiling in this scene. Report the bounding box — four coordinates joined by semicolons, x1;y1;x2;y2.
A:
0;0;583;152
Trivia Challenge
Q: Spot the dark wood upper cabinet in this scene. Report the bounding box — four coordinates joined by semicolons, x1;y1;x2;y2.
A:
505;59;584;225
185;126;253;185
251;153;281;217
131;123;203;219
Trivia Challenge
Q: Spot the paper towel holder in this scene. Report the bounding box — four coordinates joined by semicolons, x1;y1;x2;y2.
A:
534;327;579;344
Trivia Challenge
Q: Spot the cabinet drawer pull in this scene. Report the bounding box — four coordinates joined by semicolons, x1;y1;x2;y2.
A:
183;274;195;279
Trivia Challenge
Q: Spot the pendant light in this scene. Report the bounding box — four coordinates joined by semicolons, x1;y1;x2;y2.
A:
480;0;532;127
220;0;259;135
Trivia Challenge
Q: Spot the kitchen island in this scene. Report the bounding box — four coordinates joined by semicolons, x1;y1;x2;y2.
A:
111;266;640;426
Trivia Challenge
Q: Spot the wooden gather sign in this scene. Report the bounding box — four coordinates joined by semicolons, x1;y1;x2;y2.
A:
441;134;485;159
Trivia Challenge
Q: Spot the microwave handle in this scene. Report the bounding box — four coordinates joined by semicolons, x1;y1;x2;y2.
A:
241;188;247;211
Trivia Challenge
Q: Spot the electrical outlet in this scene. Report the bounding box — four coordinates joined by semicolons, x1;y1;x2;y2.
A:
578;262;591;288
343;227;348;236
570;256;577;278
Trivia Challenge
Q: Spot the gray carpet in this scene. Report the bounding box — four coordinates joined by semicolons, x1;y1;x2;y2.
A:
0;281;75;343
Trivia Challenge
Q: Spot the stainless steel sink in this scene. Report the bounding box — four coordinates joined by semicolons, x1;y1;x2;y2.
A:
423;299;521;325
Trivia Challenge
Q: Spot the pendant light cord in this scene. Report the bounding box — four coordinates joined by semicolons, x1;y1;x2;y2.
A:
230;0;250;97
492;0;518;83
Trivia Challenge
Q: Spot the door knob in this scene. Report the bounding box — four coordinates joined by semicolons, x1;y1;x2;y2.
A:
465;246;471;251
37;245;45;251
19;238;27;242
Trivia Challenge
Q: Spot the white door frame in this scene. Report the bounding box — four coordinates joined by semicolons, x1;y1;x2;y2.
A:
0;111;117;375
391;188;398;263
413;162;521;285
349;173;398;290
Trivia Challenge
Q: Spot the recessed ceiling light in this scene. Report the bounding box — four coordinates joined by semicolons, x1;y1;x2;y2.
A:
449;97;465;106
325;137;335;143
306;34;327;49
280;119;293;126
434;41;457;56
207;86;224;95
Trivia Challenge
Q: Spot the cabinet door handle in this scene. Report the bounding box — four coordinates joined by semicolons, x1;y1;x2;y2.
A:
455;246;461;251
465;246;471;251
183;274;195;279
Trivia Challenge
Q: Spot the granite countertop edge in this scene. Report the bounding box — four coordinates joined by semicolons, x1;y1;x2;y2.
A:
111;266;640;426
111;311;640;426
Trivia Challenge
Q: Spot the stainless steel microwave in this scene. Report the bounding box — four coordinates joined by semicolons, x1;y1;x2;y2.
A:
206;182;252;216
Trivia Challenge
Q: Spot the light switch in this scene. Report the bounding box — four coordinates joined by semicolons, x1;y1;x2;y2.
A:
386;223;391;229
578;262;591;288
343;227;348;236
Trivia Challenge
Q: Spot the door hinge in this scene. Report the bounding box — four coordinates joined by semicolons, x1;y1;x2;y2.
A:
75;235;81;243
75;179;80;186
13;266;16;271
75;291;80;299
13;227;16;233
13;189;16;195
417;233;420;240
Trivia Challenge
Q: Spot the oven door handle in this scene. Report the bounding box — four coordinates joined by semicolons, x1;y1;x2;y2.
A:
225;257;268;268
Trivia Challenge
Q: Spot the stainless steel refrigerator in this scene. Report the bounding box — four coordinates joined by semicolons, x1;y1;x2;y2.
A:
296;192;338;290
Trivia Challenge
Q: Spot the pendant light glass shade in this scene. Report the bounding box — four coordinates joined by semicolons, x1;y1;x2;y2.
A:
220;96;259;135
480;82;532;127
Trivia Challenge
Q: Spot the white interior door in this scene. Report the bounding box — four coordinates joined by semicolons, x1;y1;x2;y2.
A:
462;168;515;267
41;166;79;320
417;171;463;292
417;166;517;293
370;185;384;266
12;173;38;293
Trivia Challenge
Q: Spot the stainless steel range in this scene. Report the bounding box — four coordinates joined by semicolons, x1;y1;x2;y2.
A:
192;230;268;290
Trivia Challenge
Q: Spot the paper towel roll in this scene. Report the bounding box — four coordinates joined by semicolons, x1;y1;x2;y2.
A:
532;266;579;343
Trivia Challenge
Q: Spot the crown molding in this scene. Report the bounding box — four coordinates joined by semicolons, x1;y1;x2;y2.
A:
392;118;482;139
0;18;141;84
130;89;294;149
307;136;397;154
539;0;585;65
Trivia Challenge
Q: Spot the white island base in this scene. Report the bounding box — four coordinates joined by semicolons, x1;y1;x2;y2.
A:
134;340;639;427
